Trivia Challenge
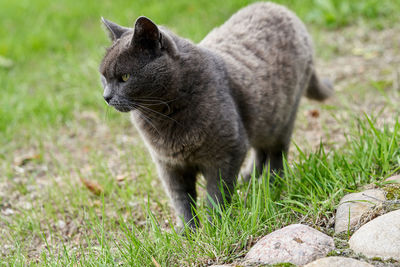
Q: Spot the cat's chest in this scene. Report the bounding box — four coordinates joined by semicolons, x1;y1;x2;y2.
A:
144;132;203;164
131;112;203;163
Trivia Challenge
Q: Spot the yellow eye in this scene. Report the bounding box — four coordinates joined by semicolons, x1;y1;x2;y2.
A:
121;74;130;82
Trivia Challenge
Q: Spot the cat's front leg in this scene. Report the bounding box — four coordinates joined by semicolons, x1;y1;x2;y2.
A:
155;161;198;229
201;153;245;215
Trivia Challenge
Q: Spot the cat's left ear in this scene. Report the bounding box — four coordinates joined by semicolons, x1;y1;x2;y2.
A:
102;17;130;41
132;16;161;49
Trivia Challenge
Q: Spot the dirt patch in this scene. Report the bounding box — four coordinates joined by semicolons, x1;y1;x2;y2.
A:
292;25;400;156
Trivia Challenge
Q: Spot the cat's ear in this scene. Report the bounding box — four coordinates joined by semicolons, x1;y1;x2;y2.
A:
132;16;161;49
101;17;130;41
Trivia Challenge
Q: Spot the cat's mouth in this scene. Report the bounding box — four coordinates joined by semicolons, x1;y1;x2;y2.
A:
108;101;133;112
106;97;136;113
113;105;132;112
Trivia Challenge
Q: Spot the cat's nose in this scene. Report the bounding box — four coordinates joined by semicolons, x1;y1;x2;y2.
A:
103;94;112;104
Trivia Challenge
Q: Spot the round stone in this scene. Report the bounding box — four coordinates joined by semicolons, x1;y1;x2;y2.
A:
334;189;385;233
349;209;400;260
244;224;334;266
304;256;373;267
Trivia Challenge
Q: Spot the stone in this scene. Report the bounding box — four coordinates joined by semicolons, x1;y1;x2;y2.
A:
386;174;400;183
304;256;373;267
57;220;66;229
21;202;32;210
244;224;334;266
335;189;385;233
349;209;400;260
2;208;14;216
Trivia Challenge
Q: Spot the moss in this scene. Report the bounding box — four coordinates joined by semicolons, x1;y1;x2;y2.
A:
370;256;400;265
326;250;341;257
326;235;352;258
269;263;296;267
383;184;400;200
333;232;352;250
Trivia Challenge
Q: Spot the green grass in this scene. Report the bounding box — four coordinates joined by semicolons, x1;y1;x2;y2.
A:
3;116;399;266
1;0;400;266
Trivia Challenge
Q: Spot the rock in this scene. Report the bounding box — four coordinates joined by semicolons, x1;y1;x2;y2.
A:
21;202;32;210
244;224;334;266
2;208;14;216
304;256;373;267
386;174;400;183
335;189;385;233
57;220;66;229
349;209;400;260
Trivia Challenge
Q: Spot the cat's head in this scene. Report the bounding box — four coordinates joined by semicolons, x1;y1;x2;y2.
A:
99;17;179;112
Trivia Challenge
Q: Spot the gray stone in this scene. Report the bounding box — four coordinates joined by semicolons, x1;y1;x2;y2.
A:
57;220;66;229
304;256;373;267
2;208;14;216
335;189;385;233
244;224;334;266
349;209;400;260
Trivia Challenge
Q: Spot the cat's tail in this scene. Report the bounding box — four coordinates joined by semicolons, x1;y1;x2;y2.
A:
305;69;333;101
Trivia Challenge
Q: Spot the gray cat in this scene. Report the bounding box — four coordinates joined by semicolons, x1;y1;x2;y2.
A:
99;2;332;229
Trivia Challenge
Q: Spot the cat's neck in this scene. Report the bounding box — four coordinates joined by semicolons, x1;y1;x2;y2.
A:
175;40;226;95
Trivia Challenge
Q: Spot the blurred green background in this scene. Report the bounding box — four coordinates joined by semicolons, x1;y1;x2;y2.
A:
1;0;399;147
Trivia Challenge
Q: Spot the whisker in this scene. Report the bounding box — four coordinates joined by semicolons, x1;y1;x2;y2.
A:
119;98;183;127
116;98;215;144
134;100;172;114
120;101;163;136
136;111;162;136
134;103;183;127
138;96;183;105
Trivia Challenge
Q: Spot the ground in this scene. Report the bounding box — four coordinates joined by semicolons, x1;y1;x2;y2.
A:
1;0;400;266
296;24;400;151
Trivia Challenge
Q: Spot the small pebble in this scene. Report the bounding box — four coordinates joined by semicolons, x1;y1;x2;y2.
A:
2;208;14;216
57;220;66;229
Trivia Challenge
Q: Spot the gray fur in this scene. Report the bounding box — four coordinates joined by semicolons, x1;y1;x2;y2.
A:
99;2;332;228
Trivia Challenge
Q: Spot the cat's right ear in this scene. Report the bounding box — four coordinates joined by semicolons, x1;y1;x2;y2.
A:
132;16;161;50
101;17;130;41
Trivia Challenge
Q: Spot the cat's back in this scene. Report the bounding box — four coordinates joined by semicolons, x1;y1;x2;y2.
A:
200;2;312;69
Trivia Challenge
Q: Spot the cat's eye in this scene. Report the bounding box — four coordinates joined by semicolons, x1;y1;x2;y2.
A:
121;74;130;82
